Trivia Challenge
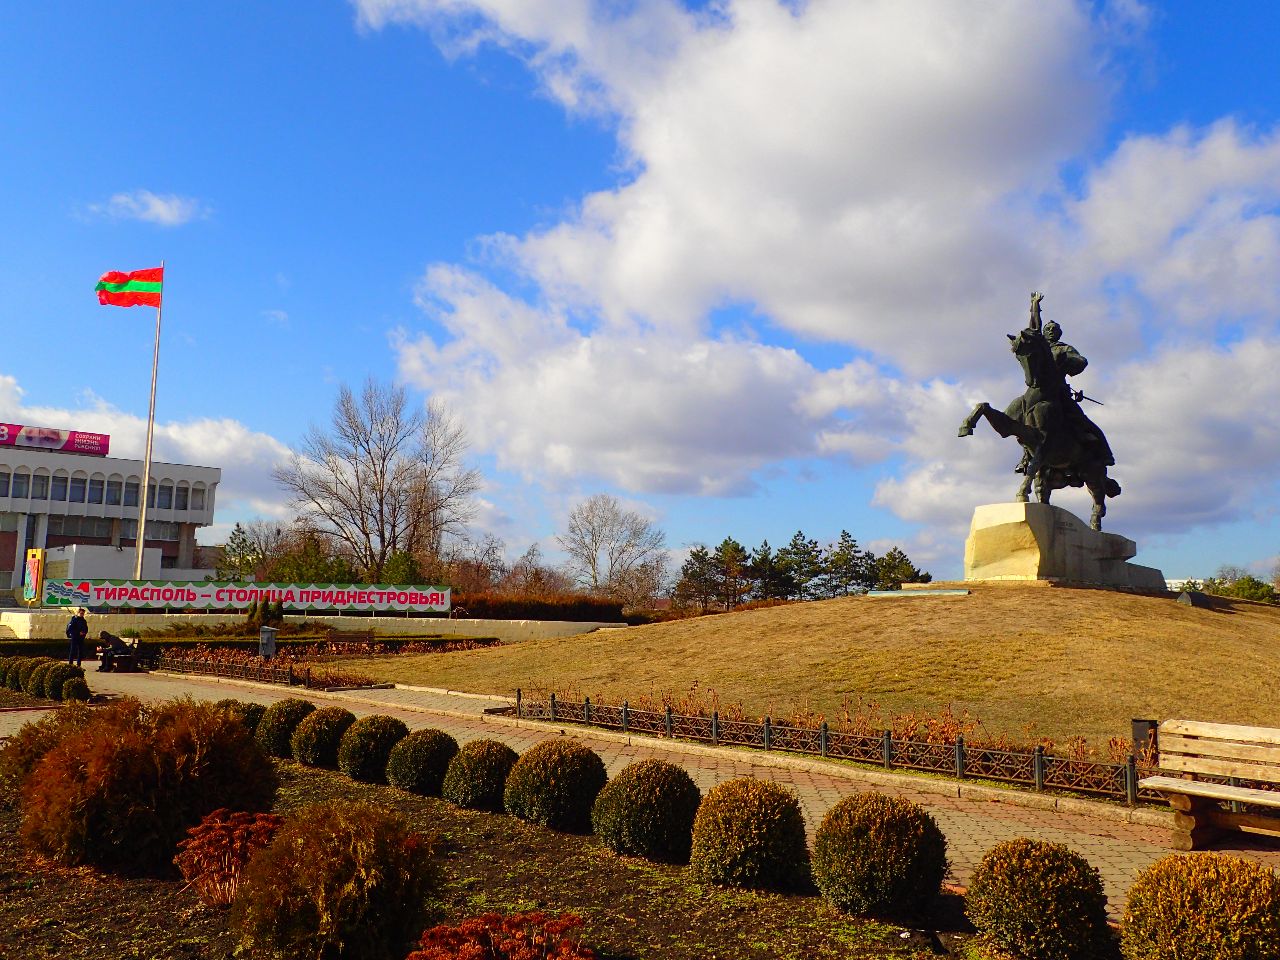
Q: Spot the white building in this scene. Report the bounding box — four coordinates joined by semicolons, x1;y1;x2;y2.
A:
1;443;220;589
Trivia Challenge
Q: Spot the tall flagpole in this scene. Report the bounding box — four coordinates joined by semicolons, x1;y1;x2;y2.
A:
134;259;164;580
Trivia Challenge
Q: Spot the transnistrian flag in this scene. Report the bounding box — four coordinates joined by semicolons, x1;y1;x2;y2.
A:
96;267;164;307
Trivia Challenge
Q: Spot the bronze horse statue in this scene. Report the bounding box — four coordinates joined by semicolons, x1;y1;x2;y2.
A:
958;293;1119;531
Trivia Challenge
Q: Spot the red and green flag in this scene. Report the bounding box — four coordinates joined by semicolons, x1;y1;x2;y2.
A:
96;267;164;307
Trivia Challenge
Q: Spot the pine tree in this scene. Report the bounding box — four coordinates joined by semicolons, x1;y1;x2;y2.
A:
673;546;718;613
821;530;873;596
747;540;794;600
872;547;933;590
776;531;824;600
714;537;752;610
218;523;260;580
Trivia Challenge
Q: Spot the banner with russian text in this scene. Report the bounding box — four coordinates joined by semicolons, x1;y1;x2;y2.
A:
42;579;451;613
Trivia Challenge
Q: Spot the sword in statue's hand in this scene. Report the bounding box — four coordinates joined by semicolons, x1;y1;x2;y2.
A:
1071;389;1103;406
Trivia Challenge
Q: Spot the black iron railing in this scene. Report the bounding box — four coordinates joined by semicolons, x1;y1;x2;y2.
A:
510;692;1165;806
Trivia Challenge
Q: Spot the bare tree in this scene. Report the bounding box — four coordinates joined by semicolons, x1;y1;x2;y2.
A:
499;543;576;597
556;494;668;604
273;379;480;581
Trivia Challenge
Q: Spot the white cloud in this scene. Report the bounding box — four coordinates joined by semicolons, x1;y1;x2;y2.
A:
87;189;209;226
0;374;293;535
367;1;1280;567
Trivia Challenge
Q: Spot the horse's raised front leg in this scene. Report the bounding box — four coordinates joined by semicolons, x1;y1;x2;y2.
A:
958;403;991;438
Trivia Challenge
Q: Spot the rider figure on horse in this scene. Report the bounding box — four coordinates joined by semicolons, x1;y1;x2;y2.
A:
1042;319;1114;468
957;292;1120;530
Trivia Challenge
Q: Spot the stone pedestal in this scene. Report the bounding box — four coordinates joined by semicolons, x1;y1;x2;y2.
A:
964;502;1165;590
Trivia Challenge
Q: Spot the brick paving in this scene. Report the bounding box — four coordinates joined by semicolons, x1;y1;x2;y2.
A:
17;669;1280;916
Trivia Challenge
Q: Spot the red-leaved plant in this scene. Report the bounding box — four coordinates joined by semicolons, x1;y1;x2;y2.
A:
408;911;597;960
174;808;284;907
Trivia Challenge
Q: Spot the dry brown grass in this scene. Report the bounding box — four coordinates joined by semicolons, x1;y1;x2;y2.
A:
332;584;1280;745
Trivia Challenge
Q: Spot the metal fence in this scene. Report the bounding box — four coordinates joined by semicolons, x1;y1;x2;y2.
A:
156;654;320;689
511;692;1163;806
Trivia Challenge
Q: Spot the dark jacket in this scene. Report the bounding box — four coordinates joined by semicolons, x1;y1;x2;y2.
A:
66;615;88;642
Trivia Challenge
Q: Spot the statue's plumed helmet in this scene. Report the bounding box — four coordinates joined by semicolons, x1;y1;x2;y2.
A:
1043;320;1062;340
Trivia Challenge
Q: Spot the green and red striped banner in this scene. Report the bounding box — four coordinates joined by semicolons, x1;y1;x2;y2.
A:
96;266;163;307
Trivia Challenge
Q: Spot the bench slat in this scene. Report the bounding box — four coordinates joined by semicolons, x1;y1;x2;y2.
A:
1161;720;1280;746
1139;775;1280;808
1160;754;1280;783
1160;733;1280;766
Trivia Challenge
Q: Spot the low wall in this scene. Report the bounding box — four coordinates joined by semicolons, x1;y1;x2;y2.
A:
0;610;617;643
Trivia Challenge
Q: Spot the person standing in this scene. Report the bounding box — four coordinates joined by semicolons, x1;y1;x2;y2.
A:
66;607;88;667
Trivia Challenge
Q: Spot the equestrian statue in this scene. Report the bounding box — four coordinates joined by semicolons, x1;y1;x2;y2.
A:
958;292;1119;531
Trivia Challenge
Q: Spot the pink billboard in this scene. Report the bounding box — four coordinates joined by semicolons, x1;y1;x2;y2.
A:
0;423;110;456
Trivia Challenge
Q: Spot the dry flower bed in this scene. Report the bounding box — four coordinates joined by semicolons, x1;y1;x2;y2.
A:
0;761;968;959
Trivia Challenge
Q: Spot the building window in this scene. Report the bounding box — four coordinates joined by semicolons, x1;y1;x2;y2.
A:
121;519;136;540
69;477;86;502
12;473;29;498
106;480;122;505
88;478;104;504
191;487;206;511
51;476;67;501
92;518;112;538
31;475;48;500
157;483;173;509
143;520;180;541
47;516;64;535
175;486;189;510
0;472;9;496
161;556;178;569
147;483;155;508
124;481;139;507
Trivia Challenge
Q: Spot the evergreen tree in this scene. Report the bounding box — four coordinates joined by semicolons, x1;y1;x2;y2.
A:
776;531;824;599
747;540;794;600
872;547;932;590
673;546;718;613
821;530;873;596
381;550;424;586
714;537;752;610
218;523;260;580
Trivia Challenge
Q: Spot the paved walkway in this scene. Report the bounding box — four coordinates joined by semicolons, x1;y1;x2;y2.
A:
12;670;1280;916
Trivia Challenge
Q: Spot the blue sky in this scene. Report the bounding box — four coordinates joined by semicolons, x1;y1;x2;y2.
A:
2;1;1279;582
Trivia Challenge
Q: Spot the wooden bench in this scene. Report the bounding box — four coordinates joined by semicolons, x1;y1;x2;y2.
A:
97;635;141;673
1140;719;1280;850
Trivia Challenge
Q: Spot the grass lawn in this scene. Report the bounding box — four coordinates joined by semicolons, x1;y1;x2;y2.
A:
331;584;1280;745
0;761;971;959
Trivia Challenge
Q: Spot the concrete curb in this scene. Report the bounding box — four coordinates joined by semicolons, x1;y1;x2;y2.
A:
151;670;1175;829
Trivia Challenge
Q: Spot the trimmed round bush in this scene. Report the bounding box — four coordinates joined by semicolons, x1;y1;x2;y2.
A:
1121;852;1280;960
812;792;948;918
386;729;459;796
5;657;30;692
24;660;57;698
25;660;57;701
41;664;83;701
0;657;14;686
254;698;316;759
967;837;1113;960
338;715;409;783
290;707;357;769
504;739;607;833
217;699;267;735
592;758;701;863
6;658;34;692
442;739;518;810
690;777;811;891
231;801;438;960
21;698;278;874
61;676;92;702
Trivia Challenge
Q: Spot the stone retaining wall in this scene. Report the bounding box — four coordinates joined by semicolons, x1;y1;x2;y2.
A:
0;610;617;643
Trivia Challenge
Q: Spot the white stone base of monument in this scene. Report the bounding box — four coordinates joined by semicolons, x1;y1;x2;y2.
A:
964;502;1166;590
